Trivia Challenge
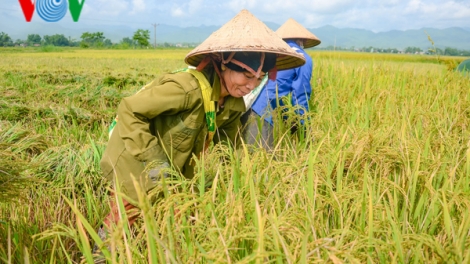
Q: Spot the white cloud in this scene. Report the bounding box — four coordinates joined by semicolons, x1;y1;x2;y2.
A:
93;0;128;16
227;0;258;12
168;0;205;19
130;0;145;13
1;0;469;32
405;0;429;13
188;0;203;14
309;0;357;13
171;7;185;18
400;0;470;29
304;13;326;28
432;1;470;19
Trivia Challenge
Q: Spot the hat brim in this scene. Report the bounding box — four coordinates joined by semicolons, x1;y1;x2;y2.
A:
186;48;305;71
185;10;306;71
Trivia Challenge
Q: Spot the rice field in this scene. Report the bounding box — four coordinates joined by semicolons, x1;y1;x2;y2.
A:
0;47;469;263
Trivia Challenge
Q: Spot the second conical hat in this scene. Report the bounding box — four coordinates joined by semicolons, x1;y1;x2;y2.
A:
276;18;321;48
185;9;305;71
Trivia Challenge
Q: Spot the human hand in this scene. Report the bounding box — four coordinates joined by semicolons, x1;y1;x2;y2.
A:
146;161;170;183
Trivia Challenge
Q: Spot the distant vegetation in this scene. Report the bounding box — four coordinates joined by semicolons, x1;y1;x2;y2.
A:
316;45;470;56
1;29;469;56
0;30;198;50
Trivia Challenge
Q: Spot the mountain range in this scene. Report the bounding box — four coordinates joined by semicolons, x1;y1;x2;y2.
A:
310;25;470;51
2;17;470;51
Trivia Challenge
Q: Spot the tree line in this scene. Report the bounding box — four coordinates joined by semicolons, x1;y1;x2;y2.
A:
317;45;470;56
0;29;154;49
1;30;469;56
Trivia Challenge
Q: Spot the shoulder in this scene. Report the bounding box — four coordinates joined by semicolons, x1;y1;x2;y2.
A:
157;71;200;93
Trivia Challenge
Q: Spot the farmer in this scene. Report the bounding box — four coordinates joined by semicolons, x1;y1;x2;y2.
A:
97;9;305;244
241;18;321;149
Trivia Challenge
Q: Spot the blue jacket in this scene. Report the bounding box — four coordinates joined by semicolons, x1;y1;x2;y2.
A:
251;40;313;124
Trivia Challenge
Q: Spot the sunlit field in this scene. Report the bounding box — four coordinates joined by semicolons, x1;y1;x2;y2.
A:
1;48;469;263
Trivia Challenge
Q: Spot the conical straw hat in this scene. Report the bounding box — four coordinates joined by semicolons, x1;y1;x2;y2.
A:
276;18;321;48
185;9;305;71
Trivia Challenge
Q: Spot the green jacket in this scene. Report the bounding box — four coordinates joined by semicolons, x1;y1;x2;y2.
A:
100;70;245;200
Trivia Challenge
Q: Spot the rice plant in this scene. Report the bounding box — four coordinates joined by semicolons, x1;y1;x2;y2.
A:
0;48;469;263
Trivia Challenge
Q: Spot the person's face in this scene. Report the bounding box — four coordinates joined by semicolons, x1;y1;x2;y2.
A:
222;68;266;97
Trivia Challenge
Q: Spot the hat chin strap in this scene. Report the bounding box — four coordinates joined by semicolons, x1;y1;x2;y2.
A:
196;56;212;71
268;66;277;81
196;55;228;94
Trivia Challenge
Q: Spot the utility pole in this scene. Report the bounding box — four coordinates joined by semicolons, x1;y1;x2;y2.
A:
151;23;159;48
334;35;336;52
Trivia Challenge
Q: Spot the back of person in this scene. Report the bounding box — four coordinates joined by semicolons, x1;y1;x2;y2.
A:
252;39;313;124
241;18;321;150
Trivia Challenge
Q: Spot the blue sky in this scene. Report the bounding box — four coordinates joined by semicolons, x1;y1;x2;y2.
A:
1;0;470;32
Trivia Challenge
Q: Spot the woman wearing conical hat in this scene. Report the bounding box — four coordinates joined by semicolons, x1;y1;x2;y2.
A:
96;9;305;246
242;18;321;149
